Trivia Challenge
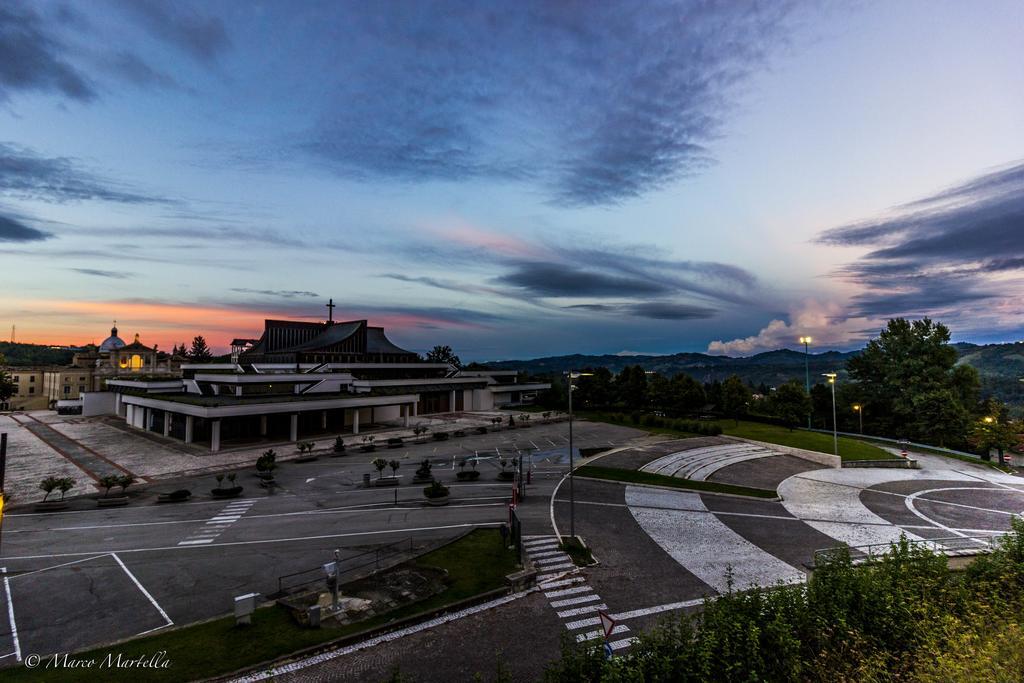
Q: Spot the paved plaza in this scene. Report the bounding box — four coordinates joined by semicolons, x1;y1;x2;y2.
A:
3;414;1023;681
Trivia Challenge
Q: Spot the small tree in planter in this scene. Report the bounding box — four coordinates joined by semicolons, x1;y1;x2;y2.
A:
519;414;531;427
388;459;401;477
432;430;449;441
387;436;404;449
491;417;503;429
295;441;318;461
360;436;377;452
543;411;552;420
372;457;388;479
413;425;429;443
39;476;59;502
332;436;346;454
117;474;134;495
423;481;450;506
57;477;75;501
475;425;488;434
497;458;515;481
507;415;516;429
456;458;480;481
99;474;121;498
212;472;243;498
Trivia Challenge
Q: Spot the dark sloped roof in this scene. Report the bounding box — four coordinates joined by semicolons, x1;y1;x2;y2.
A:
366;327;415;356
284;321;363;352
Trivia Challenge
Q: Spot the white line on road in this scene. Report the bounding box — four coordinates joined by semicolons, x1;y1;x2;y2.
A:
110;553;173;632
549;593;602;608
538;561;575;573
544;585;593;599
1;521;507;561
178;539;214;545
577;624;630;642
610;599;705;621
556;603;608;618
1;568;22;663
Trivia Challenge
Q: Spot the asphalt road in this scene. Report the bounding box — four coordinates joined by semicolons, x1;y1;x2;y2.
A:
0;421;644;663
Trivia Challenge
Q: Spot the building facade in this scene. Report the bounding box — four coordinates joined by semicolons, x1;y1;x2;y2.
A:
100;316;549;452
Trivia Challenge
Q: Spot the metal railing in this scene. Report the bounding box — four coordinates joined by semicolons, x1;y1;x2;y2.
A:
814;533;1007;566
274;536;417;596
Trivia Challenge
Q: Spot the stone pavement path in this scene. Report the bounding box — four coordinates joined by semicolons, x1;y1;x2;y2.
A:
12;413;136;482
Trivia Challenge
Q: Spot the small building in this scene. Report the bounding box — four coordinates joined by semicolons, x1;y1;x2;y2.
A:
101;314;550;452
70;323;182;390
2;367;49;410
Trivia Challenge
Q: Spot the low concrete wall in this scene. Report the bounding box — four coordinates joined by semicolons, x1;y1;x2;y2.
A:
728;436;842;469
842;458;920;469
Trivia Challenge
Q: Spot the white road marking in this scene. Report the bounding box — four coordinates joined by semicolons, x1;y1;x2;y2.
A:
2;521;506;561
611;599;705;621
535;555;572;565
538;562;575;572
110;553;173;632
577;624;630;642
544;585;593;599
556;603;608;618
1;568;22;662
549;593;602;608
178;539;215;545
609;637;637;651
529;549;565;559
564;616;601;630
538;577;584;589
626;486;805;593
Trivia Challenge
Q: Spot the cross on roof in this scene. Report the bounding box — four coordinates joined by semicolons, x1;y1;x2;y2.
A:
326;298;335;324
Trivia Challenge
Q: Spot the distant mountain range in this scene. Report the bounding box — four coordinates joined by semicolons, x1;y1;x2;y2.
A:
485;341;1024;405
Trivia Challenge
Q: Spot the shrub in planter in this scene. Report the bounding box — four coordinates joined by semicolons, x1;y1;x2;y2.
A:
211;472;243;498
388;459;401;477
422;481;450;506
387;437;404;449
413;425;429;442
371;457;388;479
432;431;449;441
412;459;433;483
157;489;192;503
475;426;488;434
332;436;346;454
360;436;377;452
256;449;278;481
453;429;466;437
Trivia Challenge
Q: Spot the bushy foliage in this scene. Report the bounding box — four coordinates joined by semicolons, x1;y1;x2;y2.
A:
545;523;1024;682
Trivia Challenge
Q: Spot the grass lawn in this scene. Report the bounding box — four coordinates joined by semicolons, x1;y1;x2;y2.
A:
575;464;778;499
2;529;517;683
711;420;894;462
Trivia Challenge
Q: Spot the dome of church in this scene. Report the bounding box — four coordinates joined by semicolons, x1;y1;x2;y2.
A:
99;323;126;353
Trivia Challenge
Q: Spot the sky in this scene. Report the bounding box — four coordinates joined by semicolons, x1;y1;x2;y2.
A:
1;0;1022;360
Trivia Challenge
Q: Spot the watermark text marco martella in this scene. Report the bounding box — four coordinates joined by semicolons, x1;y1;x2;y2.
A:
23;651;172;670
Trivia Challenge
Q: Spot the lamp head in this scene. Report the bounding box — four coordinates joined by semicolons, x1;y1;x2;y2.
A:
799;336;812;344
822;372;837;384
984;416;995;424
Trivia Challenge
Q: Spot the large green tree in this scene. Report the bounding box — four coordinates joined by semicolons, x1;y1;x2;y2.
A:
615;365;648;411
721;374;751;423
846;318;980;444
672;374;706;416
769;380;812;431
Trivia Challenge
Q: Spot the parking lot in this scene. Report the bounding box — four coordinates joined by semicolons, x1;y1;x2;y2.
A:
0;419;644;661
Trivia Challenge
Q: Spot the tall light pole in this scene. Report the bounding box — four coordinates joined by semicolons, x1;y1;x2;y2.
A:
852;404;863;434
823;372;838;455
799;337;812;428
566;370;592;539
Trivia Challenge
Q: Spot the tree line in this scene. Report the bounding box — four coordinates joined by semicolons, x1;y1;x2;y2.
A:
535;318;1022;457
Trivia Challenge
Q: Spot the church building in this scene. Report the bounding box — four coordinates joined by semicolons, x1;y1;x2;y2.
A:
98;307;549;452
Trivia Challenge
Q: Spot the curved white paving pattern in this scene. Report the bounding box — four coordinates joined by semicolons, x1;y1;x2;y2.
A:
625;486;806;593
641;443;778;482
778;464;1024;549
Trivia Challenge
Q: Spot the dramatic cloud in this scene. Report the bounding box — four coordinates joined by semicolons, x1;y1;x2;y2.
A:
818;161;1024;328
0;3;94;101
0;212;51;242
0;142;172;204
111;0;230;63
707;300;879;356
496;262;672;297
302;1;800;205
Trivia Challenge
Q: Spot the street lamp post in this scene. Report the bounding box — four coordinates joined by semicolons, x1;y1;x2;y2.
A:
823;372;838;456
852;404;863;434
799;337;812;428
566;370;592;539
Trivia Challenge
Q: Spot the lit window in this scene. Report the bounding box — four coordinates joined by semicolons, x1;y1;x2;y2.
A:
119;357;128;369
130;354;143;370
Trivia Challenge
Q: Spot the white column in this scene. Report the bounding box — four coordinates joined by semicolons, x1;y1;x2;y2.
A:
126;404;135;426
352;408;360;435
184;415;194;444
211;419;221;453
450;390;457;413
163;412;171;437
321;411;327;429
235;386;242;397
142;407;150;431
412;401;418;417
259;415;268;436
290;413;298;442
402;404;409;427
114;392;122;415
